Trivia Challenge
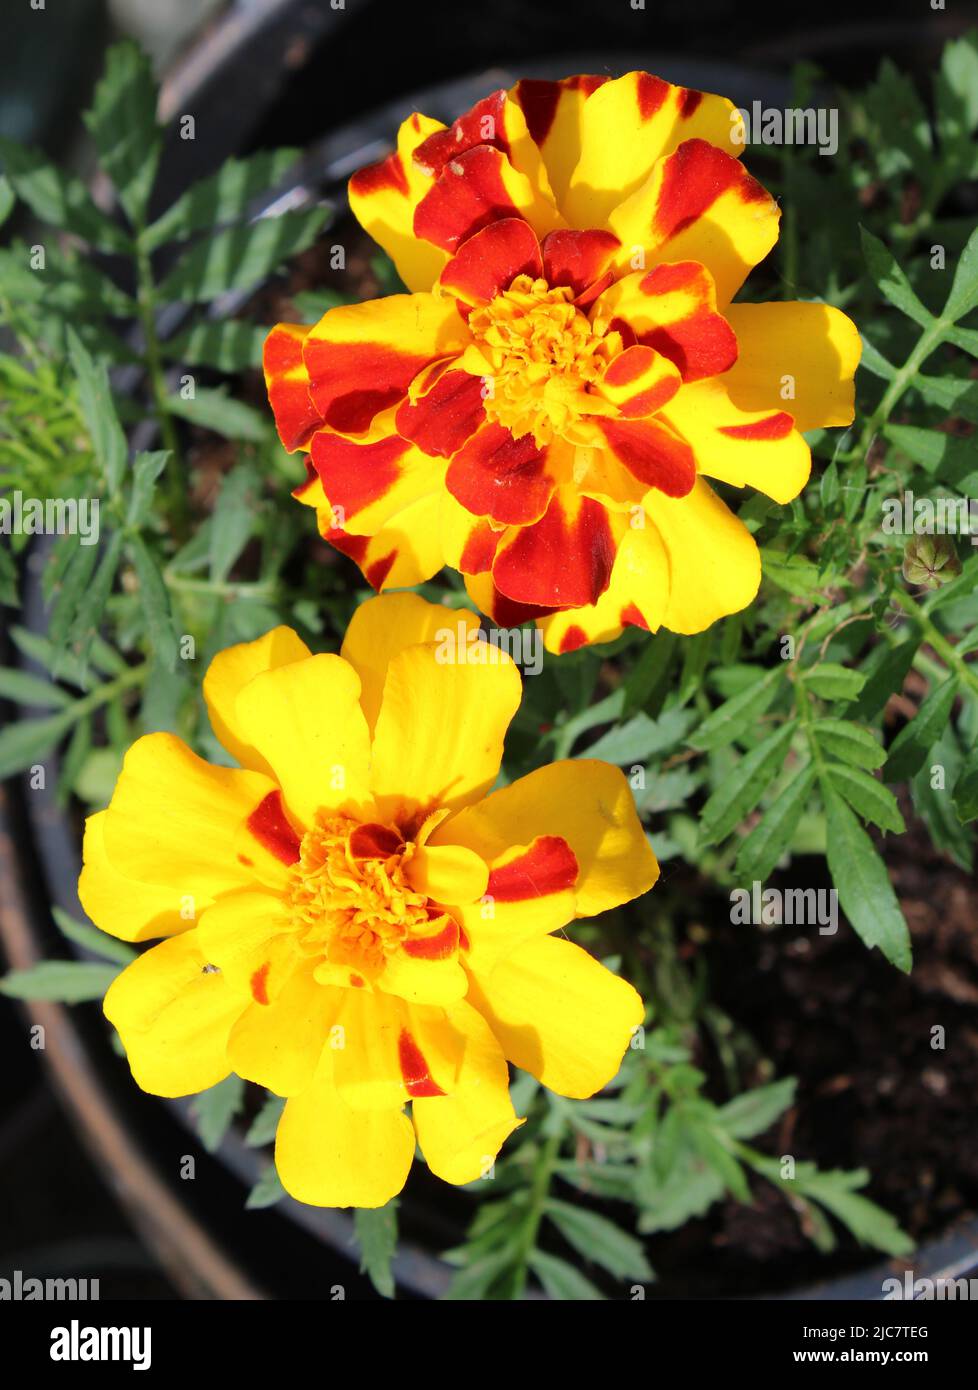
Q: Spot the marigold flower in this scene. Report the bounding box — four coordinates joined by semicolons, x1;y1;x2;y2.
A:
265;74;861;651
79;594;658;1207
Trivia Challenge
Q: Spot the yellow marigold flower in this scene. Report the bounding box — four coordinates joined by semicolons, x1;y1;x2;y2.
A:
264;74;861;652
79;594;658;1207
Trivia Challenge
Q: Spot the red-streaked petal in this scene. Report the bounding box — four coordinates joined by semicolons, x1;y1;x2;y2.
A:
491;488;617;608
718;412;795;441
438;217;543;306
413;145;561;254
310;430;409;523
464;571;560;627
599;344;682;418
598;417;696;497
446;422;556;526
510;75;610;210
486;835;579;902
596;261;738;383
245;791;302;866
348;823;403;859
394;369;486;457
413;90;514;177
541;228;620;299
398;1027;446;1097
302;295;468;434
263;324;320;453
403;915;460;960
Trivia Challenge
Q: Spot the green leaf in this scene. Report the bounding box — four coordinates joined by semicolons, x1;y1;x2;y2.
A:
914;373;978;423
692;666;782;750
143;148;302;249
687;1122;751;1203
67;328;127;495
0;710;75;778
700;721;795;846
802;662;867;702
848;638;920;721
582;707;692;765
528;1250;606;1300
0;175;14;227
884;424;978;486
734;763;817;882
246;1163;286;1210
354;1203;398;1299
166;388;268;441
209;464;262;582
0;137;128;251
859;226;933;328
127;451;171;528
952;744;978;823
192;1073;244;1153
52;908;137;965
0;667;72;708
714;1079;796;1140
813;718;885;769
244;1094;286;1147
158;207;329;303
942;224;978;323
823;785;911;971
797;1170;913;1257
127;536;179;671
546;1199;653;1281
883;675;959;782
66;533;124;663
827;764;905;833
163;319;267;372
83;41;161;223
761;549;823;596
0;960;119;1002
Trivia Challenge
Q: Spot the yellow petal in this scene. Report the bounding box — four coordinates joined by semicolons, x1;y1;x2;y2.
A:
203;626;311;773
646;478;761;634
103;930;248;1098
433;758;658;919
234;654;373;826
509;74;610;214
331;991;461;1110
317;489;450;593
564;73;742;227
537;523;671;654
405;842;488;904
79;811;190;942
196;887;296;1001
466;935;644;1099
100;733;276;902
274;1048;415;1207
227;962;340;1097
370;642;522;820
413;1000;522;1185
722;301;862;433
340;591;480;734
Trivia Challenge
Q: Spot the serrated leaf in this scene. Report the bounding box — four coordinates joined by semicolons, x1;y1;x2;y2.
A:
209;464;261;582
914;373;978;423
883;675;958;782
814;718;885;769
127;536;179;671
143;147;302;249
859;226;933;328
158;206;329;303
581;707;692;764
797;1170;913;1257
0;960;119;1002
714;1079;797;1140
529;1250;606;1300
942;224;978;323
848;638;920;721
66;533;123;664
354;1203;398;1299
823;784;911;971
802;662;867;701
0;667;72;708
700;721;795;846
0;175;14;227
192;1073;244;1153
166;387;268;441
245;1163;285;1210
0;710;75;778
734;762;817;882
546;1199;653;1281
884;424;978;486
163;319;267;372
244;1094;286;1147
52;907;136;965
827;764;905;833
0;137;128;251
692;666;782;750
761;548;823;596
67;328;127;495
127;451;171;527
952;744;978;823
83;41;161;223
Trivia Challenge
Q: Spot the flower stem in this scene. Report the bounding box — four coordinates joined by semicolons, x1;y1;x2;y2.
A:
892;587;978;700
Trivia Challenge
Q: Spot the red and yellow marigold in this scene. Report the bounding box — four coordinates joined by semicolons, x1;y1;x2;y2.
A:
264;73;861;652
78;593;658;1207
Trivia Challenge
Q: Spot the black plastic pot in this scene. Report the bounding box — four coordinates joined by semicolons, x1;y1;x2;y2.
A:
3;3;977;1298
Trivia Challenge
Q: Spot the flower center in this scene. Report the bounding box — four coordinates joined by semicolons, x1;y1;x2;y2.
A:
287;814;433;981
468;275;620;446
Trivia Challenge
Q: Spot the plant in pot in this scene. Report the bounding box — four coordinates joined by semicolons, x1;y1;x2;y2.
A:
1;32;978;1301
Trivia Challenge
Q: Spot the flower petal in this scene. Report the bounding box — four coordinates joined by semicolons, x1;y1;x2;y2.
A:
413;1000;521;1185
234;654;373;826
310;426;444;535
594;261;738;382
537;523;671;653
227;962;340;1096
413;145;563;254
196;886;296;1000
722;301;861;432
348;111;450;292
438;216;542;307
370;641;522;819
203;626;312;774
406;841;489;904
597;416;696;496
510;74;610;211
103;929;248;1098
263;323;320;453
540;228;620;300
446;422;560;526
609;138;779;305
275;1048;415;1207
317;492;447;591
331;992;460;1110
648;477;761;633
597;345;682;418
79;811;189;943
491;486;619;608
564;73;742;227
466;934;644;1099
393;368;486;457
302;293;469;433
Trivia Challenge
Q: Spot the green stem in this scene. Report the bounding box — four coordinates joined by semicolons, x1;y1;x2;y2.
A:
511;1130;562;1299
892;587;978;699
